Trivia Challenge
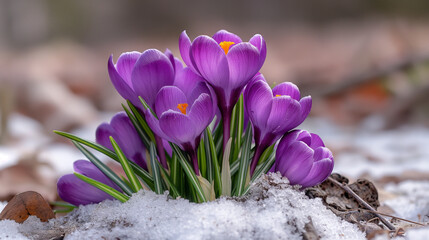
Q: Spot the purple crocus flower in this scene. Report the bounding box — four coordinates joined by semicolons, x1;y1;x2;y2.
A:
144;83;215;175
270;130;334;188
180;30;266;149
57;160;121;206
108;49;176;109
244;74;312;174
108;49;178;168
96;112;148;169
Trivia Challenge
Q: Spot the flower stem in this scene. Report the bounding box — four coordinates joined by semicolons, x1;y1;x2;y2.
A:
190;150;200;176
250;145;264;176
222;108;232;151
155;135;168;169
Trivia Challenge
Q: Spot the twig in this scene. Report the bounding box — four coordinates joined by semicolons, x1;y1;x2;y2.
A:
364;210;427;227
327;176;396;231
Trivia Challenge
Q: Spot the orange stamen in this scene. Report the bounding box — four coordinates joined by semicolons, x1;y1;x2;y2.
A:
219;41;235;55
177;103;188;115
275;94;282;97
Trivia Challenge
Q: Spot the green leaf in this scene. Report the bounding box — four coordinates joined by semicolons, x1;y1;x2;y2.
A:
126;100;155;142
204;128;221;197
139;96;157;118
54;131;154;190
230;160;239;176
72;141;134;196
169;154;180;185
233;95;244;161
204;133;213;183
122;104;152;147
53;208;75;214
110;136;143;192
213;120;223;161
235;126;252;196
251;151;276;182
50;201;76;209
221;138;232;196
149;142;164;194
197;137;207;178
156;160;180;198
74;173;130;203
258;144;274;164
170;143;207;202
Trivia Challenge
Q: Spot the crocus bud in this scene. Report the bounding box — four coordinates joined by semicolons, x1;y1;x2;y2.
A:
271;130;334;188
57;160;122;206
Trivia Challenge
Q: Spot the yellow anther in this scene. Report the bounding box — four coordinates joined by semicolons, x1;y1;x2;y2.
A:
219;41;235;55
177;103;188;115
275;94;282;97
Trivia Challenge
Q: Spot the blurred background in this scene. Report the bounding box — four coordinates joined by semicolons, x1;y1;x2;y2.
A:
1;0;429;203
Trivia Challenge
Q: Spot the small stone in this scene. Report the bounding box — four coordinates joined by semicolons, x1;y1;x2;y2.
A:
0;191;55;223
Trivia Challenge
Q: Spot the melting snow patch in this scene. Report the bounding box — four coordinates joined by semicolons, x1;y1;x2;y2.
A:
383;181;429;222
0;173;364;240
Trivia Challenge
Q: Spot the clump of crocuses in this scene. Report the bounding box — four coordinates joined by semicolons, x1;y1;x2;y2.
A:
55;29;334;207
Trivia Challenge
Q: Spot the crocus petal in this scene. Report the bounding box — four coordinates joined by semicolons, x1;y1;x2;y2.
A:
277;141;314;185
310;133;325;149
164;49;176;72
154;86;187;117
163;139;173;157
159;110;195;144
190;36;229;87
272;82;301;101
179;30;197;73
174;57;184;73
212;30;242;44
110;113;147;168
244;80;272;130
131;49;175;108
73;160;120;191
144;110;171;142
296;130;312;146
108;55;140;107
95;122;116;151
249;34;266;68
275;130;299;162
300;158;334;188
116;51;140;86
313;147;333;162
266;96;301;134
188;93;213;134
297;96;312;124
174;68;204;97
187;81;213;106
227;42;260;89
58;174;115;206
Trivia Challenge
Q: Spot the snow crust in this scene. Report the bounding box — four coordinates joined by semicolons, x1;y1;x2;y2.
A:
0;173;365;240
0;220;27;240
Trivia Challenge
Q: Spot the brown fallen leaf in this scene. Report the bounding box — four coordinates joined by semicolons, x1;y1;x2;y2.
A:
306;173;384;233
0;191;55;223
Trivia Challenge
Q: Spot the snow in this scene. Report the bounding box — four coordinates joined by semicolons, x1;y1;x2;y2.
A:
403;227;429;240
0;220;27;240
0;112;115;176
383;181;429;222
303;118;429;179
0;201;6;212
0;173;365;240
